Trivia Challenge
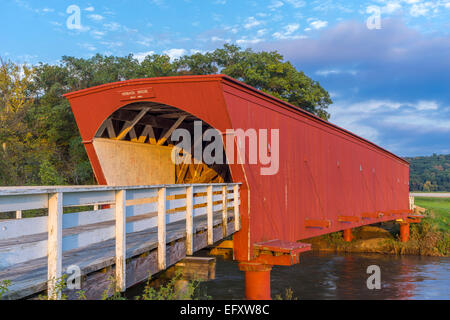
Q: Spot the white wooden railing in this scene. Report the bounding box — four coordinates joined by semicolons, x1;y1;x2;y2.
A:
0;183;240;298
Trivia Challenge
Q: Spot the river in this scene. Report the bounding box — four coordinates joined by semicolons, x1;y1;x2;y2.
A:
201;251;450;300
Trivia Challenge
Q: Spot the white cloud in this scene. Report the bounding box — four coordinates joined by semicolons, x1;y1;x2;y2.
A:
163;48;186;60
285;0;305;8
100;41;123;48
257;29;268;36
272;23;303;39
84;6;95;12
150;0;165;6
133;51;155;62
236;38;264;45
415;100;439;110
89;14;104;21
103;22;121;31
382;1;402;14
328;99;449;145
137;36;154;47
41;8;54;13
310;20;328;29
268;1;284;10
244;16;263;29
78;43;96;51
91;30;106;39
410;3;429;16
211;36;231;42
315;69;358;76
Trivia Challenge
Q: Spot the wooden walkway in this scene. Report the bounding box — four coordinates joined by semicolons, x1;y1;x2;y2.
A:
0;183;240;299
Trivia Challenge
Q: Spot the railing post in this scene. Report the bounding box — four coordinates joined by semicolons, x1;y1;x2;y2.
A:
186;186;194;255
207;185;213;245
222;185;228;237
234;184;240;231
115;189;126;292
16;210;22;219
48;192;63;300
158;187;167;270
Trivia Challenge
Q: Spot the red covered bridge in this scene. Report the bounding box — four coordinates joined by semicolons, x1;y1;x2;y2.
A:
64;75;412;299
0;75;415;300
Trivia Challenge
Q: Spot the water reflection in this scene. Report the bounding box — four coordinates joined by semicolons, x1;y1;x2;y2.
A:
202;251;450;300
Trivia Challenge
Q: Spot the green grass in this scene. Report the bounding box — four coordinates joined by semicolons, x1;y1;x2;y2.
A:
414;197;450;233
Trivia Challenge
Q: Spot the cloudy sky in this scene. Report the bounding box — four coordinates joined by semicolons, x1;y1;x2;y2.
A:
1;0;449;157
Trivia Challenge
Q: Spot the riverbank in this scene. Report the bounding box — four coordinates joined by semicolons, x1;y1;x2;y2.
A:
303;197;449;257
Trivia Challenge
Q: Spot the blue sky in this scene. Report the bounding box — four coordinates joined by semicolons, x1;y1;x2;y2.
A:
1;0;449;157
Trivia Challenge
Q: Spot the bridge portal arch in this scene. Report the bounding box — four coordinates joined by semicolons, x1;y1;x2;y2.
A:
92;100;232;186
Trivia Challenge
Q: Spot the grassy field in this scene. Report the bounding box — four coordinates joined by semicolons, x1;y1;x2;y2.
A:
414;197;450;233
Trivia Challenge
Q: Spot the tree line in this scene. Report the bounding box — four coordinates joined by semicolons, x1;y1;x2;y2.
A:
0;45;332;186
405;154;450;192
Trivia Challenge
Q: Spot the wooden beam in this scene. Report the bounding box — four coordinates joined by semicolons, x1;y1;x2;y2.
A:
116;108;150;140
105;118;116;139
234;185;240;231
195;167;219;183
158;112;188;119
156;115;187;145
338;215;360;223
119;121;138;142
138;124;156;144
222;186;227;237
174;257;216;281
158;187;167;270
96;120;108;137
185;186;194;255
207;185;213;245
115;190;126;292
361;212;383;219
176;160;190;183
304;219;331;228
48;192;63;300
112;109;192;130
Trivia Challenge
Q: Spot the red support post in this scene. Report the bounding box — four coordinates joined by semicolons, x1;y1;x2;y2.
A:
343;228;353;242
400;223;410;242
238;262;272;300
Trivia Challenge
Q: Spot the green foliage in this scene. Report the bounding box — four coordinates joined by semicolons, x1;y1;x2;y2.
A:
38;274;68;300
0;280;11;299
409;219;448;256
274;288;298;300
405;154;450;191
177;44;332;119
323;230;350;247
39;159;65;185
136;271;205;300
414;197;450;233
101;276;126;300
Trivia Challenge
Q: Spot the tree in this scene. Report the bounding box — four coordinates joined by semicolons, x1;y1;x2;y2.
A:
176;45;332;120
0;58;38;185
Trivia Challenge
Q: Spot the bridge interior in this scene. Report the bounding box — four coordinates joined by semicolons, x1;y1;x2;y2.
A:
94;101;231;186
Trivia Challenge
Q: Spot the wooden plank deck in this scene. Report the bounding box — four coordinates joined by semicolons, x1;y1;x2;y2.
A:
0;210;236;300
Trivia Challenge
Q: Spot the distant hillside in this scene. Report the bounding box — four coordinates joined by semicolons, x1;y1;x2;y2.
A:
404;154;450;192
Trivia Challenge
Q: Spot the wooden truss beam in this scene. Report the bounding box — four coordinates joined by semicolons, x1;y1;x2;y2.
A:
138;124;156;144
156;115;187;145
116;107;150;140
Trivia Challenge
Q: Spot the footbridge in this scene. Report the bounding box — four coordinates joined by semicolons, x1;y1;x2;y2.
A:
0;75;415;299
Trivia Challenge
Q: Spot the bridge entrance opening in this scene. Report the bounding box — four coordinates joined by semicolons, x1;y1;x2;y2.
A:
93;101;232;186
